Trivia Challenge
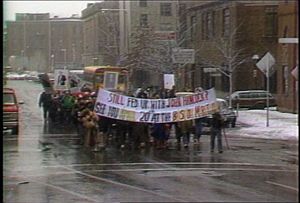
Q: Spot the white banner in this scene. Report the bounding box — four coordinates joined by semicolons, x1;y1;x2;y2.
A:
94;88;218;123
54;69;69;90
164;74;175;90
69;72;86;93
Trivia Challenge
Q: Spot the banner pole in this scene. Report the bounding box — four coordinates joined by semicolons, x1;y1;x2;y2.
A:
266;56;270;127
223;128;230;150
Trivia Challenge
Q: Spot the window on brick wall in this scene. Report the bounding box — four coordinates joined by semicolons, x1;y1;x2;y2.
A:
139;0;147;7
223;8;230;37
282;65;289;95
191;15;196;41
207;11;214;39
140;14;148;28
160;3;172;16
201;13;206;40
265;7;277;37
160;23;173;31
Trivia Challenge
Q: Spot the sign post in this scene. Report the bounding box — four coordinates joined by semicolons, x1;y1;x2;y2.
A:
256;52;276;127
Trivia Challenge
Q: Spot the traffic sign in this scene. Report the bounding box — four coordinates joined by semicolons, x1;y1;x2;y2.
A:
172;48;195;64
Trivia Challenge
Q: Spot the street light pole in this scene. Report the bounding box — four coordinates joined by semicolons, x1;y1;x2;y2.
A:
51;54;54;72
61;49;67;70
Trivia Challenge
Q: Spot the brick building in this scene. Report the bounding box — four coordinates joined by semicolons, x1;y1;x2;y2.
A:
276;1;298;113
179;1;280;97
6;13;83;73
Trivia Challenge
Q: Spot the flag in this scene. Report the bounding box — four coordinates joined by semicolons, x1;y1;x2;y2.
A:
256;52;276;77
291;65;298;80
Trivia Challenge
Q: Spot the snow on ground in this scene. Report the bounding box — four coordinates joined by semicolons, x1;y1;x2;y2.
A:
229;109;298;141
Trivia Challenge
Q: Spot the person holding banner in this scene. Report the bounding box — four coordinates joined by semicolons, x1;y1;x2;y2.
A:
210;112;224;153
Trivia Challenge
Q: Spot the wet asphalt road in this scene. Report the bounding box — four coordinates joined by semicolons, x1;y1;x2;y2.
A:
3;80;299;203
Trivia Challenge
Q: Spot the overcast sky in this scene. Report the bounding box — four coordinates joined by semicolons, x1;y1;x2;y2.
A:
3;1;97;21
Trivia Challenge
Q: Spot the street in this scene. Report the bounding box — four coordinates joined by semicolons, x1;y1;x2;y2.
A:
3;80;298;202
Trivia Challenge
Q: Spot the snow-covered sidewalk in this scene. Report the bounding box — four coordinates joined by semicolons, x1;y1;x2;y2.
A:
228;109;298;141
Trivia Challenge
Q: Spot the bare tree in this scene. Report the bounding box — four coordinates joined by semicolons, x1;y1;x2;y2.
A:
199;25;248;108
121;27;173;89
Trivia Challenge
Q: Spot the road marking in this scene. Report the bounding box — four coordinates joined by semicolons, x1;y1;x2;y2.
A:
42;162;293;168
3;137;79;141
60;166;190;202
6;167;296;179
21;178;102;202
266;181;298;192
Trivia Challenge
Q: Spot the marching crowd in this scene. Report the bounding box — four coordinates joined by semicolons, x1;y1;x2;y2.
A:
39;87;225;153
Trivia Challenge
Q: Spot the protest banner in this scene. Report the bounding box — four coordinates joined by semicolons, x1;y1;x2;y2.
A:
94;88;218;123
54;69;69;90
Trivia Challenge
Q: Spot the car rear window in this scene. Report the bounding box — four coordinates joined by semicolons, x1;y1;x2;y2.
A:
4;93;16;105
239;93;250;98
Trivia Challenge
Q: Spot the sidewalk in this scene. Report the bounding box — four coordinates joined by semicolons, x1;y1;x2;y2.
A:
229;109;298;141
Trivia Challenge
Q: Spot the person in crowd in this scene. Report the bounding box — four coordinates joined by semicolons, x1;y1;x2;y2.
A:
194;117;206;143
38;91;52;121
210;112;224;153
72;96;86;144
174;122;182;148
151;123;164;149
48;95;60;123
179;119;194;148
81;107;99;147
61;90;76;124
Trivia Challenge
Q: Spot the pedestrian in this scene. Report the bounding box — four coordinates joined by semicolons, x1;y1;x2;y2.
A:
38;91;52;121
194;117;206;143
179;119;193;148
210;112;225;153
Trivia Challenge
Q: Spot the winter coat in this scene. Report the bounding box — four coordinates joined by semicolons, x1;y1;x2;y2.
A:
39;92;52;108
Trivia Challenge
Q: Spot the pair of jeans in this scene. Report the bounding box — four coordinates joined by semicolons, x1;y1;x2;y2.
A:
210;128;222;152
182;132;190;145
42;106;50;119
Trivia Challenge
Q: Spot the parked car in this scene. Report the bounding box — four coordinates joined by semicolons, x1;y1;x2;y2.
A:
227;90;276;109
3;88;24;134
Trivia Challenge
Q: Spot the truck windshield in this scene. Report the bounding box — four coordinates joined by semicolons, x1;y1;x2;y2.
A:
4;93;16;105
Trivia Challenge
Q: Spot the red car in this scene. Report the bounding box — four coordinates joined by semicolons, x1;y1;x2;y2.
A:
3;88;23;134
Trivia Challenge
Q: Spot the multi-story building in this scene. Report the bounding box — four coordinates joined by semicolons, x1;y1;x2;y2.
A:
276;0;298;113
119;0;179;88
81;1;120;67
6;13;83;73
179;1;280;97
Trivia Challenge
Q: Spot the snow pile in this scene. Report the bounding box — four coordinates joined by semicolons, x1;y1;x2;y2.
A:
229;109;298;140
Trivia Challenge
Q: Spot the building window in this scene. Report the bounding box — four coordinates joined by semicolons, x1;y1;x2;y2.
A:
191;16;196;41
140;14;148;28
201;13;206;40
207;12;214;39
223;8;230;37
139;0;147;7
265;7;277;37
282;65;289;95
159;23;172;31
160;3;172;16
